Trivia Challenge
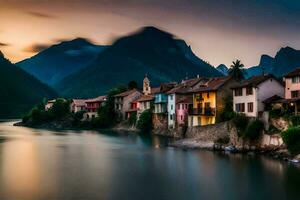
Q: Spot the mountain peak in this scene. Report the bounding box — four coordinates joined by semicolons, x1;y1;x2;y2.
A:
259;54;274;66
278;46;297;54
137;26;173;37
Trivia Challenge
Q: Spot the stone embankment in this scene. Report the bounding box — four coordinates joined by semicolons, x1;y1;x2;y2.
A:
171;121;294;161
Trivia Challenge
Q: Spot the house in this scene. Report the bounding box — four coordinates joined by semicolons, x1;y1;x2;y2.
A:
84;96;107;119
114;89;142;120
70;99;87;113
232;74;284;117
176;97;193;126
153;83;176;114
167;78;204;129
136;95;155;117
45;99;56;111
188;76;237;127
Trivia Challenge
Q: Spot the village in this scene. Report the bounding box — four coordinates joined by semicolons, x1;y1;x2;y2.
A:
41;67;300;157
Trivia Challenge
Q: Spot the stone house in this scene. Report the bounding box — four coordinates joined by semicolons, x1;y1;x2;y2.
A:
114;89;142;120
70;99;87;113
84;96;107;120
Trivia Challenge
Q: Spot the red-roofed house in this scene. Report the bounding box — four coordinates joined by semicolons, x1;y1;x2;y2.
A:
70;99;87;113
84;96;107;119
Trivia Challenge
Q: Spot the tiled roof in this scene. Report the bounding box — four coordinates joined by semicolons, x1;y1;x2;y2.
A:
262;95;283;104
284;68;300;78
72;99;87;106
151;87;160;94
114;89;140;97
231;74;281;89
136;95;154;102
176;97;193;104
190;76;233;93
85;95;107;103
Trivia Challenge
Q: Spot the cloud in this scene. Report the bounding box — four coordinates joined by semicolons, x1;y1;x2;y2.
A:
27;11;57;19
23;44;50;53
0;42;9;47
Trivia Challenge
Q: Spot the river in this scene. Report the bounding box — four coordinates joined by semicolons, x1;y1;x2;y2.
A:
0;121;299;200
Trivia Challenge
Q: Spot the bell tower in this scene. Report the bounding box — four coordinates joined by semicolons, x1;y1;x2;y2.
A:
143;74;151;95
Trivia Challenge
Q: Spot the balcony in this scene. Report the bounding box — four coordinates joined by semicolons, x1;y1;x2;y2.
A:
188;107;216;116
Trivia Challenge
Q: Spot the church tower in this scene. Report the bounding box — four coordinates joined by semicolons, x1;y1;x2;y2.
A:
143;74;151;95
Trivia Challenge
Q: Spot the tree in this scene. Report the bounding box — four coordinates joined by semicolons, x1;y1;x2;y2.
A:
229;59;244;81
137;109;153;133
128;81;138;90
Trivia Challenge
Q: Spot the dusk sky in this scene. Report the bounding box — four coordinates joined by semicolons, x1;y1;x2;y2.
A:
1;0;300;67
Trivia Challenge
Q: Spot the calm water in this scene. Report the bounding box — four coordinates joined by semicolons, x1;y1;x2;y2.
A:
0;121;299;200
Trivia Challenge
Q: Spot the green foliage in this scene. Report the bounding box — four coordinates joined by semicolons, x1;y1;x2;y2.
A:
51;98;70;118
289;115;300;127
137;110;153;133
268;124;280;135
232;113;249;136
218;96;235;122
228;59;244;81
128;80;138;90
128;112;137;126
244;120;264;140
282;127;300;155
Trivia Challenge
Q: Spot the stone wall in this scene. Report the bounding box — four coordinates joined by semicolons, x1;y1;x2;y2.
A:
186;122;232;142
184;121;284;150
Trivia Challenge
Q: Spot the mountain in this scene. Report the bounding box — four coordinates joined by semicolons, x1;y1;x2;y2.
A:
245;47;300;78
0;51;57;118
17;38;108;86
216;64;228;75
56;26;222;97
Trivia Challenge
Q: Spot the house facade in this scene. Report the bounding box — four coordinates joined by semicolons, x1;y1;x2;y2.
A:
284;68;300;99
232;75;284;117
114;89;142;120
153;83;176;114
70;99;87;113
167;78;202;129
45;99;56;111
188;76;237;127
84;96;107;119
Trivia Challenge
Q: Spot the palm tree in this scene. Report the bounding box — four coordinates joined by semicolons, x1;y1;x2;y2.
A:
229;59;244;81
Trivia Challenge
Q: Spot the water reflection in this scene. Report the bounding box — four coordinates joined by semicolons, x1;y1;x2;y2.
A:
0;121;299;200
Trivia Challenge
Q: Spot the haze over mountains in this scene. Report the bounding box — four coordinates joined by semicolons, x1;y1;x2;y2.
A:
55;26;222;97
17;38;107;86
0;51;56;118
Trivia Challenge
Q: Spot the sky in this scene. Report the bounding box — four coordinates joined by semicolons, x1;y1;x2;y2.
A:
0;0;300;68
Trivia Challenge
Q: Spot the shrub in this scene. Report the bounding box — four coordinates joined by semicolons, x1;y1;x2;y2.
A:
289;115;300;127
49;98;70;118
282;127;300;155
232;113;248;136
137;110;152;133
244;120;264;140
128;112;137;126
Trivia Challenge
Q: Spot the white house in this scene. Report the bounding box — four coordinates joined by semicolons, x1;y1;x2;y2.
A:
232;74;284;117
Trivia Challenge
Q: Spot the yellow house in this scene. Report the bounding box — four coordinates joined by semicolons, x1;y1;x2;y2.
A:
188;76;236;127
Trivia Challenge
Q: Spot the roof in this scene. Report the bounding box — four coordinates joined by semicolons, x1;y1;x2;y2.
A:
47;99;56;103
114;89;140;97
136;95;154;102
85;95;107;103
284;68;300;78
166;77;206;94
151;87;160;94
190;76;233;93
176;97;193;104
231;74;280;89
72;99;87;106
262;95;283;104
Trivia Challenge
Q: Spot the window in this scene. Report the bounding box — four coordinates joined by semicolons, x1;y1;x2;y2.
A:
177;104;180;110
180;115;183;120
292;76;300;83
185;104;188;109
170;95;173;100
246;87;253;95
171;105;173;110
291;91;299;98
205;102;210;108
247;102;253;112
235;103;245;112
234;88;243;96
207;92;209;98
170;114;173;120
